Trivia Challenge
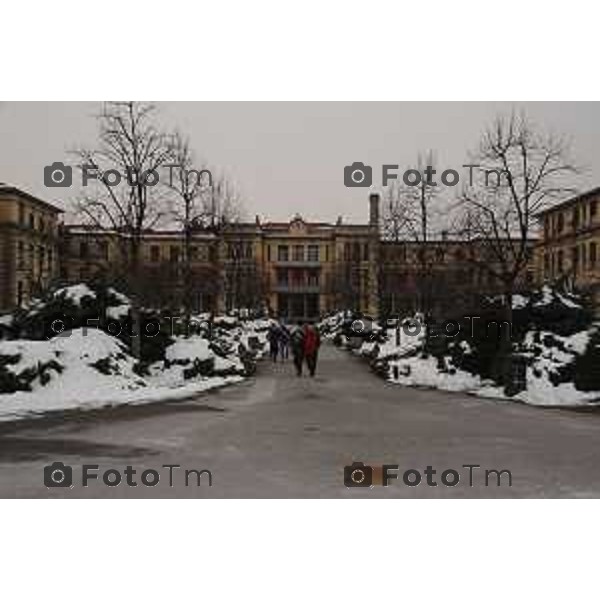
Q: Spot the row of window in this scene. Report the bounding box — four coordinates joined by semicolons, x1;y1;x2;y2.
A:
545;200;598;239
17;241;54;273
17;203;55;234
383;245;471;263
275;268;320;287
543;241;598;277
152;245;215;263
270;244;321;263
75;241;215;263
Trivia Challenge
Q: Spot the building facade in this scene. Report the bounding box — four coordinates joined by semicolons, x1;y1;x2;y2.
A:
0;185;552;320
535;187;600;306
0;185;62;311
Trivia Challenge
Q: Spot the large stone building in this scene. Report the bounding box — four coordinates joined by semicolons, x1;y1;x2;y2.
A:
0;185;62;312
535;186;600;305
58;196;381;320
0;185;548;320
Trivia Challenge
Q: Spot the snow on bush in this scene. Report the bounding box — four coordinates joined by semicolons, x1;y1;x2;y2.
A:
324;287;600;408
0;284;269;421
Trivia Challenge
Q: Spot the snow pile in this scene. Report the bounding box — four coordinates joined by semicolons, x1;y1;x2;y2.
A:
0;284;271;422
0;328;245;421
323;288;600;408
388;354;483;393
384;325;600;407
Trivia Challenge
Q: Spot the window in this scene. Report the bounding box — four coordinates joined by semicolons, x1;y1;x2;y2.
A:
29;213;34;229
39;247;45;274
267;245;271;262
277;245;289;262
557;250;564;273
307;245;319;262
18;203;25;225
573;207;579;230
292;245;304;262
245;243;253;259
581;244;587;270
277;269;288;286
352;243;361;262
343;243;351;261
150;245;160;262
590;242;597;267
189;246;198;261
591;201;598;218
307;269;320;287
363;243;369;261
170;246;180;263
79;241;89;259
17;281;24;306
291;269;303;287
571;246;579;273
17;241;24;269
98;241;108;260
48;248;53;271
543;254;549;276
557;213;564;233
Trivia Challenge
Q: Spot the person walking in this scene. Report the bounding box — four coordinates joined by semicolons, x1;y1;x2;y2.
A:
290;321;305;376
302;322;321;377
267;323;280;363
278;324;290;361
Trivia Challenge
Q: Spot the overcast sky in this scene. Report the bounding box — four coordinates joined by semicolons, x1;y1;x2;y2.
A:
1;102;599;224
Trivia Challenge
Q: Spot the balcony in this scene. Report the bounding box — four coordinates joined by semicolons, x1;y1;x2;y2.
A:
272;260;321;267
272;284;320;294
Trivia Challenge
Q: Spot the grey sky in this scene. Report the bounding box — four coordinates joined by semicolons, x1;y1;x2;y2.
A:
1;102;599;224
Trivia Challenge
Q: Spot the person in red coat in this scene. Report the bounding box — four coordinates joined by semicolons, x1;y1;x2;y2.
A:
302;323;321;377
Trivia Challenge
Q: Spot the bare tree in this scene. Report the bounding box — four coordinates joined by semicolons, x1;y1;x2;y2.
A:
73;101;171;356
458;113;578;326
163;132;213;330
381;151;442;314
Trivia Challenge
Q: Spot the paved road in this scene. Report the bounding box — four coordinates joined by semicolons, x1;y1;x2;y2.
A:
2;343;600;497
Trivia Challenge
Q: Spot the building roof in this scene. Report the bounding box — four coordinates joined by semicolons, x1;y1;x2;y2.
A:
537;187;600;216
62;224;217;240
0;184;63;213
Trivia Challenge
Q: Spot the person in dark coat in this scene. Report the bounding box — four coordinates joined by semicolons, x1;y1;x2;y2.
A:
278;324;290;361
290;321;305;376
267;323;280;362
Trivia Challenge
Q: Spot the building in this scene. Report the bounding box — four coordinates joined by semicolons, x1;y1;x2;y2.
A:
0;185;62;311
535;187;600;305
0;185;540;320
59;196;380;320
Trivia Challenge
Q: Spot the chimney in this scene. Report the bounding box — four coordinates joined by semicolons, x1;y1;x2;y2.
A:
369;192;380;227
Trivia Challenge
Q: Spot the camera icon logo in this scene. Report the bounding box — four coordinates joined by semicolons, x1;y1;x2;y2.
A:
44;314;74;340
44;461;73;488
344;162;372;187
44;162;72;187
342;313;375;341
344;462;373;488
